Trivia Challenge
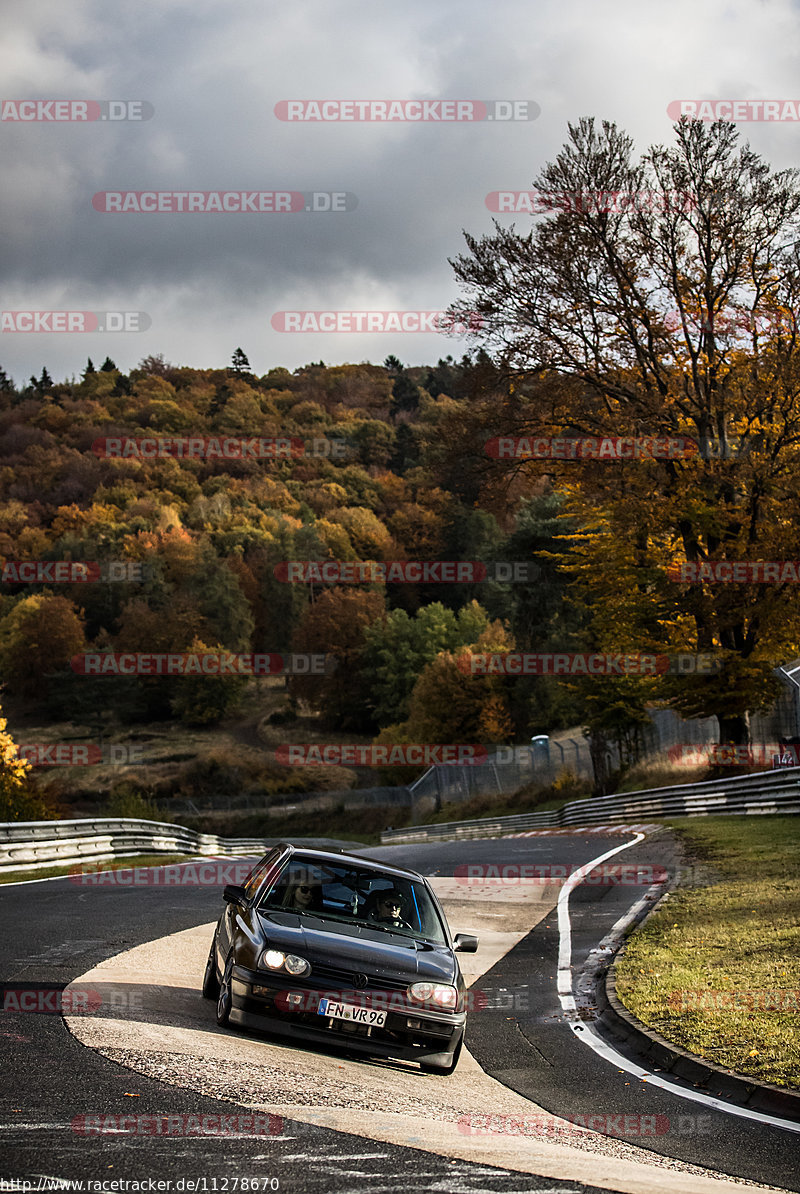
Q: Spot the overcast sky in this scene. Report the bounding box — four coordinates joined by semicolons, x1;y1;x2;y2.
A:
2;0;800;385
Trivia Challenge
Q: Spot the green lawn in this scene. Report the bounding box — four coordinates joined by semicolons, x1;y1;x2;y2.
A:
0;854;195;885
614;816;800;1089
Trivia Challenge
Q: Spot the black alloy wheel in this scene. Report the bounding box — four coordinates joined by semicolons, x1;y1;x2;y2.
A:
202;939;220;1000
216;955;234;1026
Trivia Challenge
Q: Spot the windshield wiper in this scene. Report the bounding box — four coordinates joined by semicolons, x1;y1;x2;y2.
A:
353;919;407;935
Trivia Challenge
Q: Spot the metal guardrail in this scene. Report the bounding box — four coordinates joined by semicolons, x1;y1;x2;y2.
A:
0;817;273;873
380;768;800;843
4;767;799;868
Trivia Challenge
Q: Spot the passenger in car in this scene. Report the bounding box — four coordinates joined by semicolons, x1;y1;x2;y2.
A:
285;881;323;911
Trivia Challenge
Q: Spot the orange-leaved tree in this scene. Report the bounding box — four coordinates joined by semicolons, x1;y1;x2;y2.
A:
449;116;800;742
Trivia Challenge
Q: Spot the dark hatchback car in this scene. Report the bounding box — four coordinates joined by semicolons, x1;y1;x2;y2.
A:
202;843;479;1073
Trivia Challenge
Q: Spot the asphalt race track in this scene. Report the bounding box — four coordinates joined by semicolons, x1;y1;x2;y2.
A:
0;829;796;1192
366;834;800;1191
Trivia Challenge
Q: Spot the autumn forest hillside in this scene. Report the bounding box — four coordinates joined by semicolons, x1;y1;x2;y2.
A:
0;330;796;823
0;352;604;816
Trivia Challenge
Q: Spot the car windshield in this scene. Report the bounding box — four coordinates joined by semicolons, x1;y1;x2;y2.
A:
257;855;448;945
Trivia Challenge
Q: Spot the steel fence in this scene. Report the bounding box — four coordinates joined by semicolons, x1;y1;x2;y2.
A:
382;767;800;843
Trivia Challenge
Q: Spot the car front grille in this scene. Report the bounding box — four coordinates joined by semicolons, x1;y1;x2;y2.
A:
309;962;412;992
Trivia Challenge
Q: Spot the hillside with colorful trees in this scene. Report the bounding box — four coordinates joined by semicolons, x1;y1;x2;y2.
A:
2;312;796;822
0;351;600;818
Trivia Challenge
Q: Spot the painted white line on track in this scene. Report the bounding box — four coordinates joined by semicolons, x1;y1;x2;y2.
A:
556;835;800;1136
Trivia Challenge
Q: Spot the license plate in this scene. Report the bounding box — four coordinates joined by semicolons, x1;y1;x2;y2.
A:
318;998;387;1026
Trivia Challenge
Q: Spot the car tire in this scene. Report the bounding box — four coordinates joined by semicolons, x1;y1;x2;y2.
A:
419;1032;463;1075
202;940;220;1000
216;955;234;1026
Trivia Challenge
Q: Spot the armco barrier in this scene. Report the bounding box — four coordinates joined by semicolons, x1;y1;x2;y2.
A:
0;817;273;874
380;768;800;843
4;767;799;866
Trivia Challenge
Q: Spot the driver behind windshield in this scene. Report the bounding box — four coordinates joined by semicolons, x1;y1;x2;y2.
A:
368;888;407;928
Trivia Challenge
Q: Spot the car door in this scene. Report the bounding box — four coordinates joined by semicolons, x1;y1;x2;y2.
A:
216;847;283;967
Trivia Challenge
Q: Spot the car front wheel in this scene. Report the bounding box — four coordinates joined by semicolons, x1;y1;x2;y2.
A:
202;940;220;1000
216;955;234;1026
419;1032;463;1075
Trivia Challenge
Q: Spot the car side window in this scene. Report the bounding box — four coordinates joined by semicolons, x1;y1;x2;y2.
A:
242;848;283;901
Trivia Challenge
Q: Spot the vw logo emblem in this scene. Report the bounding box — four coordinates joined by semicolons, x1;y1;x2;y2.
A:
352;972;369;989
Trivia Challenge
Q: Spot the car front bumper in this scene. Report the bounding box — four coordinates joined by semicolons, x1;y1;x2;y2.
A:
228;964;465;1063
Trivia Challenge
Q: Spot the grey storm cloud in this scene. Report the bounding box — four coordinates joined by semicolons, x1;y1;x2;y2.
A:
3;0;800;379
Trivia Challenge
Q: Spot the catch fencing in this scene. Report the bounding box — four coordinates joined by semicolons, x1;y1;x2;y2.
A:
383;767;800;843
406;702;795;819
167;785;412;817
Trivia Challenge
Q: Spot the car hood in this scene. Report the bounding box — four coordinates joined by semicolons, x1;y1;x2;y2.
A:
256;910;456;983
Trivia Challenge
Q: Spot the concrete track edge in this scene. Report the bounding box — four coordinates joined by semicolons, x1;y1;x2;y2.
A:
62;877;786;1194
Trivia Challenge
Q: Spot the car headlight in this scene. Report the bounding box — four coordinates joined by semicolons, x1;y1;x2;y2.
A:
260;949;311;977
408;981;457;1009
284;954;311;976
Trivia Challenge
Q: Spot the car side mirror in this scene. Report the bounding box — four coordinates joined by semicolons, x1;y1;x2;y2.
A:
454;933;479;952
223;884;247;906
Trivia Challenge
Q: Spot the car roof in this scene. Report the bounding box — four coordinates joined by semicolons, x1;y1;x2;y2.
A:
275;842;426;883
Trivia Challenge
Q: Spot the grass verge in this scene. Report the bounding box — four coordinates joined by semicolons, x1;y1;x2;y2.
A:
0;853;195;885
614;815;800;1089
